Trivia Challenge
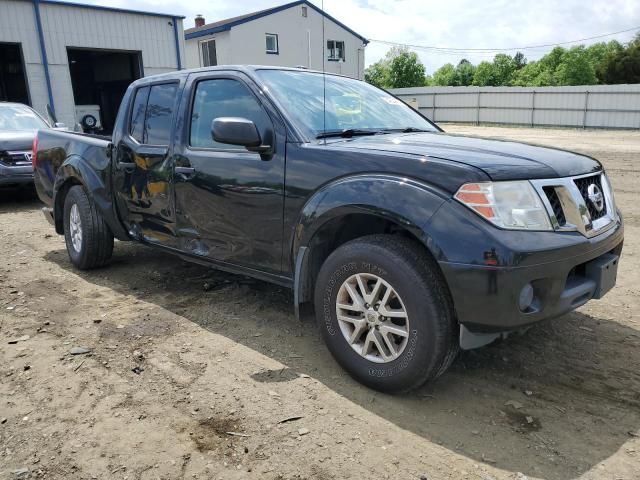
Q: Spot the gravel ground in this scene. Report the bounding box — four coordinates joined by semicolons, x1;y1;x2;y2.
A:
1;125;639;480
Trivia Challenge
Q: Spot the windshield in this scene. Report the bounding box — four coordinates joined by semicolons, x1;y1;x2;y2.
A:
0;105;48;131
255;70;437;138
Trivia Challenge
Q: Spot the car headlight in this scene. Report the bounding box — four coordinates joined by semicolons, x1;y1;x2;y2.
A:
454;181;552;231
601;172;619;219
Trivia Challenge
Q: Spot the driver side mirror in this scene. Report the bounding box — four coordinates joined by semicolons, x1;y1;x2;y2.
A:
211;117;272;154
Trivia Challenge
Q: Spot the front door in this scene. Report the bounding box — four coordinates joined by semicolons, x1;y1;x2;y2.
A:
173;71;286;273
113;81;180;247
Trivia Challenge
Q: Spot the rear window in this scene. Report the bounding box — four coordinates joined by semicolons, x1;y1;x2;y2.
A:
128;83;177;145
129;86;149;143
145;83;178;145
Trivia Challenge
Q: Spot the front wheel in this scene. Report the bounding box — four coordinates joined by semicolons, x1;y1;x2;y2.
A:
63;185;114;269
314;235;458;393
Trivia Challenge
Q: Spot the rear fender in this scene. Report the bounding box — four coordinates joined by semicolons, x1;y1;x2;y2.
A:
53;155;129;240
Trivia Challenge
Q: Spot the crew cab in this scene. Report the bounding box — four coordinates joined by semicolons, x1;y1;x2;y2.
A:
33;66;624;392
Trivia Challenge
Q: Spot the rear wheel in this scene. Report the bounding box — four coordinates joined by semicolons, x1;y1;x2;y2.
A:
314;235;458;393
63;185;113;269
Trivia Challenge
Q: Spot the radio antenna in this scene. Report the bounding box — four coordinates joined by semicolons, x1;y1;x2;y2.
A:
321;0;327;144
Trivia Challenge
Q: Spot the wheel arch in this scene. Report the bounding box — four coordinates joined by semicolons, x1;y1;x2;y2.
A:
292;175;450;319
53;155;129;240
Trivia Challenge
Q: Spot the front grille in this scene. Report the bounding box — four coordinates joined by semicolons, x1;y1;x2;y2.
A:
0;151;32;167
543;186;566;226
574;174;607;220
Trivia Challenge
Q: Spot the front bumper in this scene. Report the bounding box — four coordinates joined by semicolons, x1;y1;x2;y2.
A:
0;163;33;187
430;200;624;334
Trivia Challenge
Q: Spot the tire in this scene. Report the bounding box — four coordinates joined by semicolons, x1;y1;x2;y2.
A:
314;234;458;393
63;185;114;269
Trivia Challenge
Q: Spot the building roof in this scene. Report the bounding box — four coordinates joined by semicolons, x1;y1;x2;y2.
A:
35;0;185;20
184;0;368;44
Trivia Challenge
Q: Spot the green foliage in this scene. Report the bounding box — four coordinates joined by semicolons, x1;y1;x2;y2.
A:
388;49;426;88
433;63;456;86
364;46;426;88
554;46;597;85
472;61;498;86
456;59;476;86
365;34;640;89
364;60;390;88
596;34;640;84
432;60;475;86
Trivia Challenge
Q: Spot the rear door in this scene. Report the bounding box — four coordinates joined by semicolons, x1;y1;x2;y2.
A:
172;70;287;273
112;81;181;247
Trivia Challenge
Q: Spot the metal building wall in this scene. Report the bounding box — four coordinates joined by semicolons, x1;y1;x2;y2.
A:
39;2;185;128
391;85;640;129
0;0;185;128
0;1;48;113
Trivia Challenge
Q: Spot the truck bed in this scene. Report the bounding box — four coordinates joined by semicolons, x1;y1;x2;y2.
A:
33;129;111;208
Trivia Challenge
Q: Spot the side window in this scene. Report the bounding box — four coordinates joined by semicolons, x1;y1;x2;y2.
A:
145;83;178;146
190;79;272;150
129;86;149;143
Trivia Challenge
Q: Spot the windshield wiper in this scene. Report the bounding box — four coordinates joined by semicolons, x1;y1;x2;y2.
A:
380;127;433;133
315;129;382;139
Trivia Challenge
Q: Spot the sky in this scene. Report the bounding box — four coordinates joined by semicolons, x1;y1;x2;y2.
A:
80;0;640;73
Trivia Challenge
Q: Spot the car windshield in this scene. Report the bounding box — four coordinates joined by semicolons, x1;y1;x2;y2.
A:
255;69;437;138
0;105;48;131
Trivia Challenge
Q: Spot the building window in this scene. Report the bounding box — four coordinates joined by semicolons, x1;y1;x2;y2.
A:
327;40;345;61
301;6;307;17
266;34;279;54
200;39;217;67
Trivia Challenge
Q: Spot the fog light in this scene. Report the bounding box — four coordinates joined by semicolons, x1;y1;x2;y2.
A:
519;284;534;311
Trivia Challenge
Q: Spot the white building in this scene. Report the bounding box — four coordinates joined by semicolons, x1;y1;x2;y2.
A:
0;0;185;132
184;1;368;80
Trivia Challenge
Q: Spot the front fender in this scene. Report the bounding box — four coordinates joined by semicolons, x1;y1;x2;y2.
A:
291;175;450;319
53;155;129;240
293;174;449;260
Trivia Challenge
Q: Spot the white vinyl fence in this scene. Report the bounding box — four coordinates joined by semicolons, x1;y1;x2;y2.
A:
390;84;640;129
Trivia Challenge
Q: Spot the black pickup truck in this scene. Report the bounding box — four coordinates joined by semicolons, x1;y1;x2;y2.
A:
34;66;624;392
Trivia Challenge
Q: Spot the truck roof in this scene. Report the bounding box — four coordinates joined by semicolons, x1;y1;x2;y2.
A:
130;65;351;86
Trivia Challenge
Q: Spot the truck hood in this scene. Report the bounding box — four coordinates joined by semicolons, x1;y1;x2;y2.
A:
0;130;36;152
334;131;602;180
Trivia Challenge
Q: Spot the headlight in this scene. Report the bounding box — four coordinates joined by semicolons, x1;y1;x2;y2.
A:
601;173;618;219
454;181;552;231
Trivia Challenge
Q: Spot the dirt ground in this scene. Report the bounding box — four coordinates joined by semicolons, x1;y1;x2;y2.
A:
1;125;639;480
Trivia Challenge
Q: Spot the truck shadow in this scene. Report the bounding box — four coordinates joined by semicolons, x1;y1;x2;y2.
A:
0;186;41;214
45;243;640;480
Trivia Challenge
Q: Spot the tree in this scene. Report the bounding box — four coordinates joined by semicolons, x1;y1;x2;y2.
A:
554;46;597;85
492;54;517;85
364;60;390;88
433;63;457;86
512;61;554;86
597;34;640;84
472;61;497;86
513;52;527;70
388;48;426;88
364;47;427;88
472;54;516;86
455;59;476;86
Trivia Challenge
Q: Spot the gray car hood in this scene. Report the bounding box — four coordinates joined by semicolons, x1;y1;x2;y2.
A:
0;130;36;152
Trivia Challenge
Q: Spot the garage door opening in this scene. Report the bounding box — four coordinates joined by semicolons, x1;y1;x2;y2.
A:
0;42;30;105
67;48;142;134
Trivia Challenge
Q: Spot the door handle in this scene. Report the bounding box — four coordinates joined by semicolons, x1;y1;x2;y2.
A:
117;161;136;172
175;166;195;176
